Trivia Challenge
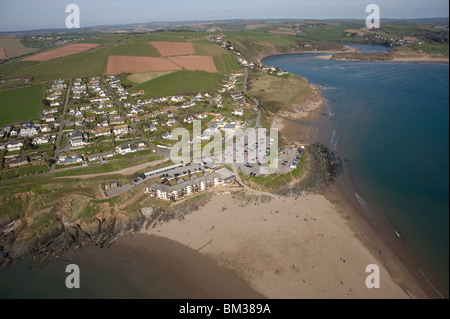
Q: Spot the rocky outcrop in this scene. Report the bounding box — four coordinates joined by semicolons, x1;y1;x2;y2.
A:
0;213;145;269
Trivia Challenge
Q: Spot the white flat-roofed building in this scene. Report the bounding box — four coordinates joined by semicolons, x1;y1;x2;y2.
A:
145;167;235;201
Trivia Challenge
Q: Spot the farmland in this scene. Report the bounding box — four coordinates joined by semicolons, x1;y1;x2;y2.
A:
110;42;161;57
193;40;241;73
127;71;175;83
0;84;44;126
0;37;39;59
136;70;219;96
22;43;100;62
106;56;181;75
150;41;196;56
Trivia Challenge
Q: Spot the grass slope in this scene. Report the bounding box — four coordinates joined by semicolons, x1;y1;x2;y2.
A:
248;72;311;113
0;84;44;125
193;40;241;73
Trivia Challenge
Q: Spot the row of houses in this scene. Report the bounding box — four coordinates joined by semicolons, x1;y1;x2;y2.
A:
6;153;48;168
69;125;132;147
3;123;57;139
145;167;235;201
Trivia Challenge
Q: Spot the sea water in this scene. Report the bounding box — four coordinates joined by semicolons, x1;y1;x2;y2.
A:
263;48;449;297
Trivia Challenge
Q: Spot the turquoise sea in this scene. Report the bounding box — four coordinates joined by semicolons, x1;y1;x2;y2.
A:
263;46;449;297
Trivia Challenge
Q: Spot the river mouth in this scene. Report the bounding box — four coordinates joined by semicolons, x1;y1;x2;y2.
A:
262;50;449;298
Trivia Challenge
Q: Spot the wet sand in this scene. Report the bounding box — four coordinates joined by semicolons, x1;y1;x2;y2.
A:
62;234;263;299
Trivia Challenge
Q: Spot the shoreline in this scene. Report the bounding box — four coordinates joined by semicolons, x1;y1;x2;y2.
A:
313;54;449;64
259;46;449;65
269;67;439;298
271;75;440;297
256;45;361;64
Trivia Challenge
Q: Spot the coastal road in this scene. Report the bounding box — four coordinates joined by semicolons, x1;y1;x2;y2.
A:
51;79;72;173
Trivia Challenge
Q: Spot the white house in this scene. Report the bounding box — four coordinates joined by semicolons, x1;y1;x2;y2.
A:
33;135;51;145
232;109;244;117
113;125;129;136
70;130;85;147
181;102;196;109
7;140;23;151
167;119;177;127
171;95;185;103
184;116;194;124
19;126;39;138
45;114;56;122
196;113;208;119
116;144;138;155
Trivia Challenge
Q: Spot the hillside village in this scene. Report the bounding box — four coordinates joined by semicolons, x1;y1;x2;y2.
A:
0;68;289;179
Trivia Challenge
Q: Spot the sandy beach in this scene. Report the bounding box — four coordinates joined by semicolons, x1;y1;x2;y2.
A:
143;191;423;298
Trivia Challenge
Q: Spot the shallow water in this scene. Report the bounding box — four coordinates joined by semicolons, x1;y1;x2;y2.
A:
263;50;449;297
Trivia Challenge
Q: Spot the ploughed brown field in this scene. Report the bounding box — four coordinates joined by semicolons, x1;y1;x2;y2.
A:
22;43;100;61
106;56;181;75
149;41;195;56
106;55;218;75
168;55;218;73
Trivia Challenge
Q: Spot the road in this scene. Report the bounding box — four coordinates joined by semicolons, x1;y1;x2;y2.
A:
232;165;277;198
243;68;262;128
51;79;72;173
54;159;168;180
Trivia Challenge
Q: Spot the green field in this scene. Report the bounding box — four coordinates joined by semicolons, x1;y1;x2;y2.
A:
6;50;109;82
0;84;44;125
136;70;219;96
110;42;161;57
0;79;27;90
193;40;241;73
0;61;38;78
